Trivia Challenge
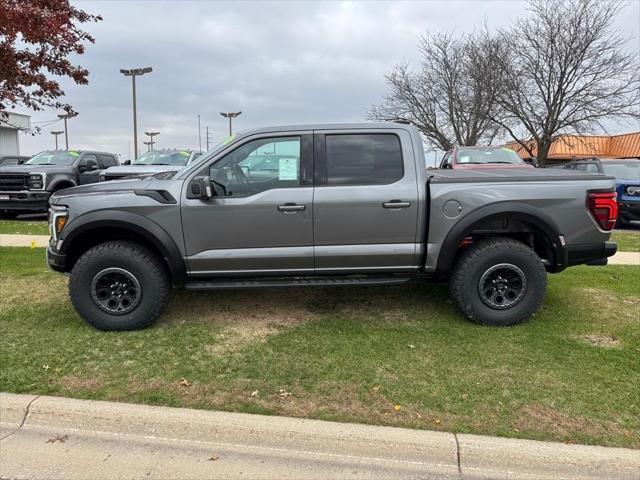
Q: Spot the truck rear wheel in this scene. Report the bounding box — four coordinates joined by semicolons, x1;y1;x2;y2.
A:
449;238;546;326
69;241;170;331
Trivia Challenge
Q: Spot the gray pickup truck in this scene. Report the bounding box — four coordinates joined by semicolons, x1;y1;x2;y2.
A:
46;123;618;331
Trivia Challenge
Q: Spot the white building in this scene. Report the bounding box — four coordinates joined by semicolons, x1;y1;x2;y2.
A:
0;111;31;155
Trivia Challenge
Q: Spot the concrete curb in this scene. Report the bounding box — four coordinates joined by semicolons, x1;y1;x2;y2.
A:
1;393;638;479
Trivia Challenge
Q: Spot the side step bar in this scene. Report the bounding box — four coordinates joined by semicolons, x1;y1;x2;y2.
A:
185;276;411;290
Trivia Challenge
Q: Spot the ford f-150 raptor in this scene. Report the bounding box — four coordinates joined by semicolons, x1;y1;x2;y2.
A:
46;123;618;331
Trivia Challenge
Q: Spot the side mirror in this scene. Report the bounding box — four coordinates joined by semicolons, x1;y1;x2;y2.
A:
188;176;212;200
123;160;131;165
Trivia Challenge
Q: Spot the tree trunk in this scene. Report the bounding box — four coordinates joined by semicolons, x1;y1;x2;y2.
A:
536;138;553;167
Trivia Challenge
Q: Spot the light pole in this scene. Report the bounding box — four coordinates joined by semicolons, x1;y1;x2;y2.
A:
220;111;242;136
51;130;64;150
57;113;77;150
143;141;152;152
120;67;153;160
144;131;159;150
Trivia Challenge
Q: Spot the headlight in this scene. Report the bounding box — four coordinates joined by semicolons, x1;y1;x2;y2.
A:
49;206;68;242
27;172;46;190
625;185;640;196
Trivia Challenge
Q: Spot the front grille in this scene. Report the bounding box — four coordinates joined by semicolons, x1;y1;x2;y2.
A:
0;174;27;190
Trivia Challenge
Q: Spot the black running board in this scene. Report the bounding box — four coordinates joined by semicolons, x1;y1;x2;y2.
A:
185;276;410;290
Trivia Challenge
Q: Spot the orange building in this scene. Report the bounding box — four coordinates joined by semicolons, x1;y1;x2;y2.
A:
505;131;640;165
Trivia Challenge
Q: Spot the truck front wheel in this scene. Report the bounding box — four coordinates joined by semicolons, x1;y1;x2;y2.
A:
69;241;170;331
450;238;546;326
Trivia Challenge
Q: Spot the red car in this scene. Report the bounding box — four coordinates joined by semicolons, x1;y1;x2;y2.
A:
439;146;534;169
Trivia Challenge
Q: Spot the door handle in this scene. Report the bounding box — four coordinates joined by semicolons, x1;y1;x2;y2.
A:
277;203;306;212
383;200;411;209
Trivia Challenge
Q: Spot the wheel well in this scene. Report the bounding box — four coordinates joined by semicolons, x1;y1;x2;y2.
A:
448;215;558;273
51;181;75;191
64;227;172;280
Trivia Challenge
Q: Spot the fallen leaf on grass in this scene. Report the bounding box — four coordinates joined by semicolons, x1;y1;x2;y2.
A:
278;389;292;398
42;364;50;371
45;434;68;444
408;344;416;349
30;241;36;249
179;378;191;387
394;404;401;411
371;384;381;393
250;390;259;397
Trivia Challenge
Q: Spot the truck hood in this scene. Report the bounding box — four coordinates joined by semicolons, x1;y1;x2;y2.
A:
50;177;151;203
0;164;71;175
102;165;183;176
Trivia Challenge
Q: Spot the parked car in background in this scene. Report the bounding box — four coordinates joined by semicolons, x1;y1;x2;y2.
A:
99;149;201;181
0;154;31;166
46;123;617;331
563;158;640;226
0;150;118;217
439;146;534;170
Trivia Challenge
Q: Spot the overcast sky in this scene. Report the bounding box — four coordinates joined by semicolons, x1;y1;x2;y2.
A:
17;0;640;160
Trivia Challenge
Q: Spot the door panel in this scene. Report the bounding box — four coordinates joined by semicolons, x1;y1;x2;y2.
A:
182;187;313;275
181;133;314;275
313;130;419;271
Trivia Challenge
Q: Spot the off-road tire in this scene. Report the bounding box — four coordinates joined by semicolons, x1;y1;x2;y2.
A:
69;241;170;331
450;237;546;326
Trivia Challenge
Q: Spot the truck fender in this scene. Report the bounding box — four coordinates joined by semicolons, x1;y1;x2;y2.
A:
435;202;565;275
49;177;77;192
59;210;186;282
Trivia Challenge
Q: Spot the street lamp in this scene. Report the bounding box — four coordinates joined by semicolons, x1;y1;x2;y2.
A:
220;111;242;136
143;141;153;152
57;112;77;150
120;67;153;160
144;131;160;150
51;130;64;150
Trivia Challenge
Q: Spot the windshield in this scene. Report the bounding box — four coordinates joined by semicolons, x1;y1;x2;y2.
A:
134;150;191;166
25;151;80;165
600;161;640;179
457;147;523;164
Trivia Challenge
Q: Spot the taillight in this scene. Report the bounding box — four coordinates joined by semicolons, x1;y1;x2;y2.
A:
587;192;618;231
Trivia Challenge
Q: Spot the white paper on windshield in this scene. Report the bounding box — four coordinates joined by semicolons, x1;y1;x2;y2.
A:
279;158;298;180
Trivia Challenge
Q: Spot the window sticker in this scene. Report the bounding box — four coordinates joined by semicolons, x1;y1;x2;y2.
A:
278;158;298;180
222;134;236;145
69;151;80;157
459;155;470;163
179;150;190;156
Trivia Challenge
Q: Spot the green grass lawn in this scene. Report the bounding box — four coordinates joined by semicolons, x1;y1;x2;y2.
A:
1;247;638;448
0;219;49;236
612;230;640;252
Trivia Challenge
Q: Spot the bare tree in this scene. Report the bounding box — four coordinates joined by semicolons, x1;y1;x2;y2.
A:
369;30;507;150
492;0;639;165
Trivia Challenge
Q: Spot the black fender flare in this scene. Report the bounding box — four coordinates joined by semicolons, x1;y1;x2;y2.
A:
59;210;186;282
49;177;77;192
435;201;566;275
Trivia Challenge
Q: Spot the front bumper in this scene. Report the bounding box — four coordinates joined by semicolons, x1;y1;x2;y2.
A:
566;241;617;267
0;190;51;211
46;244;68;273
618;201;640;222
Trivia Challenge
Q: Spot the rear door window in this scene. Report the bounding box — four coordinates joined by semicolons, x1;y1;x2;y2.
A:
99;154;117;167
324;134;403;185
